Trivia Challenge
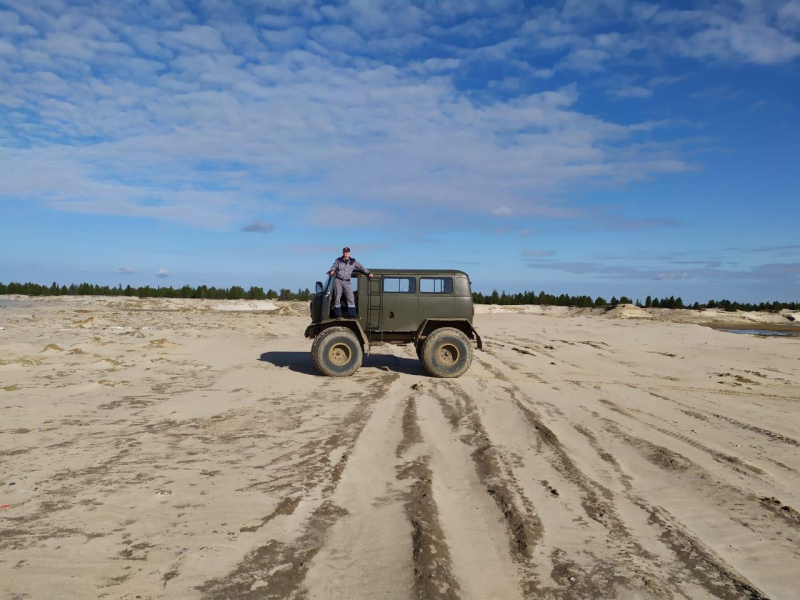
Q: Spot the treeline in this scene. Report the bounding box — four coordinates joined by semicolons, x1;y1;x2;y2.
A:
0;281;313;301
471;290;799;312
1;281;797;312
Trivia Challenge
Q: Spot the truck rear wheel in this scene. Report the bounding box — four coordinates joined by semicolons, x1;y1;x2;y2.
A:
312;327;363;377
421;327;472;378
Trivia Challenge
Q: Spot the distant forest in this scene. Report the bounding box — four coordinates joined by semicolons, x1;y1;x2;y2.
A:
1;281;798;313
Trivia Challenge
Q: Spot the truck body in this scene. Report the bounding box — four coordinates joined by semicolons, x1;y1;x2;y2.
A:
305;269;482;377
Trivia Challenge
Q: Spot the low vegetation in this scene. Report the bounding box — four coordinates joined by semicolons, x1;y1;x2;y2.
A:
1;282;797;312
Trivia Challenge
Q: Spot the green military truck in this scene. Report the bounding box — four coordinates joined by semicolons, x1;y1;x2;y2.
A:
305;269;482;378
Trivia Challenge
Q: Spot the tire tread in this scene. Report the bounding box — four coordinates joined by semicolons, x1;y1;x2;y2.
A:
421;327;472;378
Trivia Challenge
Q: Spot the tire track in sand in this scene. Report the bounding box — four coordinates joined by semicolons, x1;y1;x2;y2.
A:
572;423;769;600
468;348;776;599
460;355;676;598
414;383;526;600
197;372;400;599
301;376;416;599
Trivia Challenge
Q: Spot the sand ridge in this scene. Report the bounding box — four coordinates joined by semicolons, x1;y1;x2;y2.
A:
1;296;799;599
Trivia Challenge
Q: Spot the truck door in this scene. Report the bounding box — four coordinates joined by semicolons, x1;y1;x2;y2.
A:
378;275;418;332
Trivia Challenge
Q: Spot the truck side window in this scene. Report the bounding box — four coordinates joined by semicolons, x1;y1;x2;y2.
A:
455;276;470;295
383;277;415;293
420;277;453;293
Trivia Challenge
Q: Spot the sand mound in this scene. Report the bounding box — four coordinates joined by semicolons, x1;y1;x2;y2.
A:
40;344;64;352
603;304;652;319
212;300;279;312
147;338;180;348
474;305;565;316
74;316;95;328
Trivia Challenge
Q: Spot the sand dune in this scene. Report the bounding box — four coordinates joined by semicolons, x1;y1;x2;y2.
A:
1;296;799;599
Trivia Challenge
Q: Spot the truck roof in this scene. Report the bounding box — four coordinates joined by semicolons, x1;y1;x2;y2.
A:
362;269;469;277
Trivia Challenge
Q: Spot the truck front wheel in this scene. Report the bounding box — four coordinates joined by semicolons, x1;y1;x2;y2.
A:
312;327;363;377
421;327;472;378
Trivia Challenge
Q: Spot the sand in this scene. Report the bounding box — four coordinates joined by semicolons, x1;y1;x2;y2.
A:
1;296;799;599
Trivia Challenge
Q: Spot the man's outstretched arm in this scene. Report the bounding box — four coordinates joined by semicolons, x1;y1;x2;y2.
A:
354;260;372;277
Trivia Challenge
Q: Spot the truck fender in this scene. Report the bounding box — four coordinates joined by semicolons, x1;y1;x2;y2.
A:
306;321;370;353
414;318;482;350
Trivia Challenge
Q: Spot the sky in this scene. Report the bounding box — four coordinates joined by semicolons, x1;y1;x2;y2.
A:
1;0;799;303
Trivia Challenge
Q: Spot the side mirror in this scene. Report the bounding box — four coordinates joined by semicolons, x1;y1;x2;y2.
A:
315;281;323;294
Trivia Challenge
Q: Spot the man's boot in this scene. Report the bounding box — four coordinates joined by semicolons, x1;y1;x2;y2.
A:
347;306;357;318
333;307;342;319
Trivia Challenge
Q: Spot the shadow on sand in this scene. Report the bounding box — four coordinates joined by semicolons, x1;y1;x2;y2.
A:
258;351;428;377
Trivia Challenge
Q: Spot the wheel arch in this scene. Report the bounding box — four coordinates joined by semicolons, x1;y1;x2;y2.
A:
414;318;482;350
307;320;370;352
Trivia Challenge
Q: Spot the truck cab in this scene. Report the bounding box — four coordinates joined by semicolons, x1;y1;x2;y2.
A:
305;269;482;377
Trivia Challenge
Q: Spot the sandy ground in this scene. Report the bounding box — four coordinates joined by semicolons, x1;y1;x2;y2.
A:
1;296;799;600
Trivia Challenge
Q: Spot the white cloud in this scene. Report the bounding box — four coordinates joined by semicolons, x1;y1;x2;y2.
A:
610;85;653;99
679;18;800;64
780;1;800;28
656;271;690;280
407;57;460;73
164;25;228;51
0;0;795;235
112;266;136;274
310;24;364;49
649;74;685;86
156;269;169;278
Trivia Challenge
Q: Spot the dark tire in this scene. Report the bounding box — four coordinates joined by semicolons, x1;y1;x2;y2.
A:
311;327;363;377
415;343;423;361
421;327;472;378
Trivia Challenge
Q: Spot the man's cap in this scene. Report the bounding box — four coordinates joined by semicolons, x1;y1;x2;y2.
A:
342;246;350;252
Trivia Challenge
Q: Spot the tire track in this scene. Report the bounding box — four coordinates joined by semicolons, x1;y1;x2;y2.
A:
596;413;800;538
596;398;767;477
571;422;769;600
197;500;347;599
632;387;800;475
302;375;415;599
395;394;462;600
639;387;800;449
470;347;798;598
460;354;687;598
437;383;543;561
414;384;527;600
196;372;400;598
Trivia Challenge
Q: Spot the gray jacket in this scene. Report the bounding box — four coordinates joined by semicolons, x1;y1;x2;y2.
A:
330;256;369;281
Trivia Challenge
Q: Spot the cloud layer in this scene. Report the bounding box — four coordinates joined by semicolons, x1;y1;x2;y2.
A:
5;1;795;231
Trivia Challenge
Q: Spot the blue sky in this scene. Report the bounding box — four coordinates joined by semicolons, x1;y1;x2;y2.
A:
1;0;799;303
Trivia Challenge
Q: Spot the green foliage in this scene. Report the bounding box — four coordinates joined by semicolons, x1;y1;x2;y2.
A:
0;281;315;301
1;281;797;312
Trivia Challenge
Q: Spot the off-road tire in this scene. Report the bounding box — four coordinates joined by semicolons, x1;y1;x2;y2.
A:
421;327;472;378
415;343;424;361
311;326;363;377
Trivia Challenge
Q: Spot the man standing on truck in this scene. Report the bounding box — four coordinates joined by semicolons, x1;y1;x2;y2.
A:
329;247;373;318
